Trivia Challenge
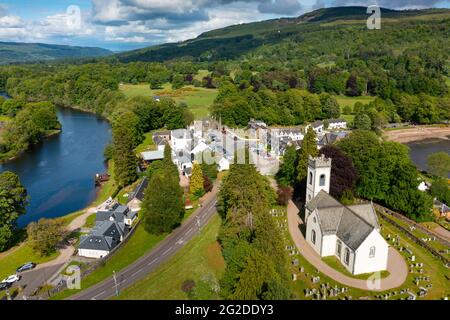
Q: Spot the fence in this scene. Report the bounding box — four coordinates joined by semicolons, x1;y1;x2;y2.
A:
374;204;450;265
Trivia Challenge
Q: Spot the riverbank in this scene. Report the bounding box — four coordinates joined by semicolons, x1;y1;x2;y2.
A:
383;126;450;143
0;129;61;164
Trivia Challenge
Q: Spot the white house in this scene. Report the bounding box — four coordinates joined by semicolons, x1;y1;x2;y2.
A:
78;220;127;259
304;155;389;275
326;119;347;130
171;129;192;152
306;121;324;134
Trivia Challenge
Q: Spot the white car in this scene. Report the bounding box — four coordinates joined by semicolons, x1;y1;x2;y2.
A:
1;274;21;284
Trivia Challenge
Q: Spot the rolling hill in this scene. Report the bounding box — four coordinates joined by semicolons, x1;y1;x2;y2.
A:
116;6;450;63
0;42;112;64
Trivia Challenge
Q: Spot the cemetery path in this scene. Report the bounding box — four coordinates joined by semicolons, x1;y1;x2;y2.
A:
287;200;408;292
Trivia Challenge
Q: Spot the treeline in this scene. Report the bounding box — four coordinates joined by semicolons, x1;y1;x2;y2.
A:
0;100;60;162
0;171;28;251
110;96;193;187
212;84;340;127
218;154;291;299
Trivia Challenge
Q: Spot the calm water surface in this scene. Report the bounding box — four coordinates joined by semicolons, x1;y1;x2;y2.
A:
0;104;111;227
407;138;450;178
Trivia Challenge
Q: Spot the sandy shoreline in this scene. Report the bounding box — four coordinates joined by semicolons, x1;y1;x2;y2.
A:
383;126;450;143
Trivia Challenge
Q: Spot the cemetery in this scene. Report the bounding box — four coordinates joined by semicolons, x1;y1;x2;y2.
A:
270;205;450;300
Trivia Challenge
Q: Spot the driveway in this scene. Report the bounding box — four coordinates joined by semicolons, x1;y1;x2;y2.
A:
287;200;408;292
15;207;97;298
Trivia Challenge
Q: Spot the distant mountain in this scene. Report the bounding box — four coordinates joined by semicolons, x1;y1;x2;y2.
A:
0;42;112;64
115;6;450;62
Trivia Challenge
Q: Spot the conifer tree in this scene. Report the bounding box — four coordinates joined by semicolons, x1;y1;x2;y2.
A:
190;162;204;196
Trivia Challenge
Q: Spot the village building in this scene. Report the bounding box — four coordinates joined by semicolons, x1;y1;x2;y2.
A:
78;220;128;259
326;119;348;130
317;131;349;149
78;200;138;259
304;155;389;275
140;149;164;165
306;120;324;134
152;131;171;145
127;178;148;212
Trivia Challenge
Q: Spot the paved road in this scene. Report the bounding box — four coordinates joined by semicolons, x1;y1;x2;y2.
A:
68;188;218;300
287;200;408;291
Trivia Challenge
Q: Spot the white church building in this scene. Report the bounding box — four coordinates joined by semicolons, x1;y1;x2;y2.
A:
304;155;389;275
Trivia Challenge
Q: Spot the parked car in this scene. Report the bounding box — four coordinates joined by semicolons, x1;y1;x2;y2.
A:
0;281;12;291
1;274;21;284
16;262;36;273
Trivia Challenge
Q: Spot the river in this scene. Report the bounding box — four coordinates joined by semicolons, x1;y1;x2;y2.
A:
407;138;450;178
0;103;111;227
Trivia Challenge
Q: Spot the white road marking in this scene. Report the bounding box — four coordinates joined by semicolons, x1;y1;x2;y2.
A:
92;290;106;300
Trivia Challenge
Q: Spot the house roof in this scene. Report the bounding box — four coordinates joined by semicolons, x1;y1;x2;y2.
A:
141;150;164;161
310;121;324;128
129;178;148;202
327;118;347;124
79;220;127;252
308;190;379;250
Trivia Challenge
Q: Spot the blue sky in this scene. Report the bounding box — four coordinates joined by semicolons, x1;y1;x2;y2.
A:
0;0;448;52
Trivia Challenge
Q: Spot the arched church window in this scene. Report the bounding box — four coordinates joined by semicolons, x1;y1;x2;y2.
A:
319;174;326;186
369;246;376;258
344;248;350;265
311;230;316;244
309;172;313;185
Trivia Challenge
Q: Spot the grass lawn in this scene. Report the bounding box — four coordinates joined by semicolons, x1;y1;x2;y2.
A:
135;132;156;154
113;214;224;300
50;222;166;300
0;115;11;122
120;83;218;120
0;242;59;281
194;69;210;81
334;95;376;110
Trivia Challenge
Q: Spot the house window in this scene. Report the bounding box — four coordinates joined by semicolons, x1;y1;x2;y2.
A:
336;240;342;257
369;246;376;258
319;174;326;187
309;172;313;185
344;248;350;265
311;230;316;244
313;216;317;224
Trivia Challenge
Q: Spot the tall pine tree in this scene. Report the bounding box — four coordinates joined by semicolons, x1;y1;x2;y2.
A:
112;121;138;187
190;163;204;196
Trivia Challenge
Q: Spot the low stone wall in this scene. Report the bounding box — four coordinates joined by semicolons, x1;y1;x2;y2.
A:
375;205;449;265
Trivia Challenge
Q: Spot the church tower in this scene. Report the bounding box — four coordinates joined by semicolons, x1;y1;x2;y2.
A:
305;155;331;204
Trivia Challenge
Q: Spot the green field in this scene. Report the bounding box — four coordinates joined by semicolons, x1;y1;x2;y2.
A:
119;83;218;120
334;95;376;125
114;214;224;300
334;95;376;109
0;242;59;281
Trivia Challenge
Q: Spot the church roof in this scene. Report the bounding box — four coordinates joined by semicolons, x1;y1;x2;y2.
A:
308;190;379;250
336;208;375;250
